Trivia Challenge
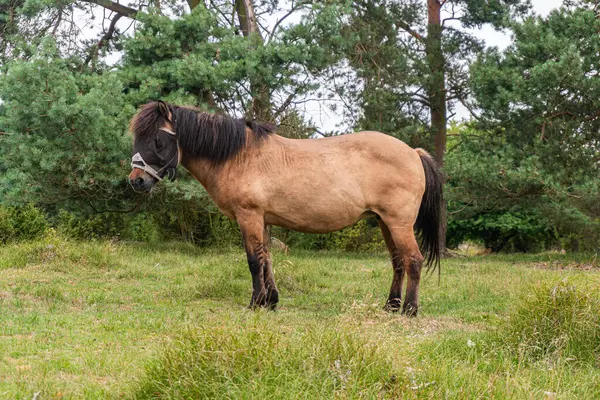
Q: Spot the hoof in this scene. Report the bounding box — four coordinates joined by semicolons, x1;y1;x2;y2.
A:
248;295;267;309
402;303;418;317
265;290;279;311
249;302;277;311
384;298;402;313
249;290;279;310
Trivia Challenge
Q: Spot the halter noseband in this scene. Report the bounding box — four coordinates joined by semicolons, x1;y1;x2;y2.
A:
131;127;179;181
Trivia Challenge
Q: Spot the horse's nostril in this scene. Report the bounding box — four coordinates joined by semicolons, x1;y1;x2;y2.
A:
129;176;144;189
134;177;144;188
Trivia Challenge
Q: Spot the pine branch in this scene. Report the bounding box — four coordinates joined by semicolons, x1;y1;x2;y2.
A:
397;20;425;43
274;88;300;119
85;13;124;66
82;0;138;18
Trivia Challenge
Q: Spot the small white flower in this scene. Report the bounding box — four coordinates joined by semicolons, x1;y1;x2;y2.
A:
467;339;475;348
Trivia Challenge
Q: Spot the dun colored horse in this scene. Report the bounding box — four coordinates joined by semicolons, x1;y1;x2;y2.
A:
128;101;443;316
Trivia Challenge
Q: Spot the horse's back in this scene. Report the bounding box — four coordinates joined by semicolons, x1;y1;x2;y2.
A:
278;131;424;197
243;131;426;232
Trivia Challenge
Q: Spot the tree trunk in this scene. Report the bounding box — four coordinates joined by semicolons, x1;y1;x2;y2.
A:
235;0;273;121
187;0;201;11
425;0;448;252
235;0;260;36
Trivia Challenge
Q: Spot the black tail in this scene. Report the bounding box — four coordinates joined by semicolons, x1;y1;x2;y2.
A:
414;149;444;274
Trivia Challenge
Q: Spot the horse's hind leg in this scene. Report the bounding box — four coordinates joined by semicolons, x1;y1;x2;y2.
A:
384;223;424;317
262;226;279;309
377;218;404;312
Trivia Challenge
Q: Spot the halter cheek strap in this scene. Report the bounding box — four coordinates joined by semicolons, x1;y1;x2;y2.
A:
131;127;179;181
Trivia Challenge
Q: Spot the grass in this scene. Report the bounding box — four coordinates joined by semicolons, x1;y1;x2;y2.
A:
0;233;598;399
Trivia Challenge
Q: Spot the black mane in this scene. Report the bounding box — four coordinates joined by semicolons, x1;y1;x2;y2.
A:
131;102;276;164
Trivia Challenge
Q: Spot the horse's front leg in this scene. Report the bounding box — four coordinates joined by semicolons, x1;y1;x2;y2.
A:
262;226;279;310
238;210;276;309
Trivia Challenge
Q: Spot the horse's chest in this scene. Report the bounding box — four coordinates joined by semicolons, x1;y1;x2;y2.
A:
211;195;236;220
209;185;255;221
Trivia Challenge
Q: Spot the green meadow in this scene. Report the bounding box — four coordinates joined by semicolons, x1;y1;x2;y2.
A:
1;235;599;399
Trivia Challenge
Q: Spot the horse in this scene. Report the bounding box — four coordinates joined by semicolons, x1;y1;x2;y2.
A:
128;101;443;316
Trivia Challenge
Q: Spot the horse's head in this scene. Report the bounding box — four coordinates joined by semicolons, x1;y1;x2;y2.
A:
128;101;179;192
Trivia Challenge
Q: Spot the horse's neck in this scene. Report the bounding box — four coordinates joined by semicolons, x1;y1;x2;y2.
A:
182;133;266;209
183;158;220;194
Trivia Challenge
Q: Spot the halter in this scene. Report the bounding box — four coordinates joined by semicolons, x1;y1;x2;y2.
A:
131;127;179;181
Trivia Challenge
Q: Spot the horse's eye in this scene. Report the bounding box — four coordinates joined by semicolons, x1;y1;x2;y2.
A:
154;136;164;150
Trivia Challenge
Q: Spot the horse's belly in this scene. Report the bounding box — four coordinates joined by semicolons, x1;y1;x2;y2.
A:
264;205;371;234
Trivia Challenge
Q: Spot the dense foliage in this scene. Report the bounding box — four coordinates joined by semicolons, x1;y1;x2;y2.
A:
446;4;600;251
0;40;133;210
0;0;598;252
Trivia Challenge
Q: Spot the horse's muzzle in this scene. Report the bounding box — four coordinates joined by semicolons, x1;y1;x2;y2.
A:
128;169;155;192
130;177;154;192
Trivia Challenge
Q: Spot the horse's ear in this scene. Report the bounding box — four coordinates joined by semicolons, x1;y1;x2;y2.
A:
157;100;172;122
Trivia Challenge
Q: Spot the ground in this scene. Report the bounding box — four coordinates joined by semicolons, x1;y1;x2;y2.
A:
0;234;598;399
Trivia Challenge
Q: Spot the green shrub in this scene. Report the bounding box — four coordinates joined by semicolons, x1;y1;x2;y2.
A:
205;212;241;247
0;206;16;243
277;219;385;253
124;214;161;243
14;205;50;240
142;187;241;246
329;219;385;253
448;211;555;252
546;205;600;252
57;210;168;242
56;210;125;240
282;230;331;250
0;204;48;243
558;232;600;253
